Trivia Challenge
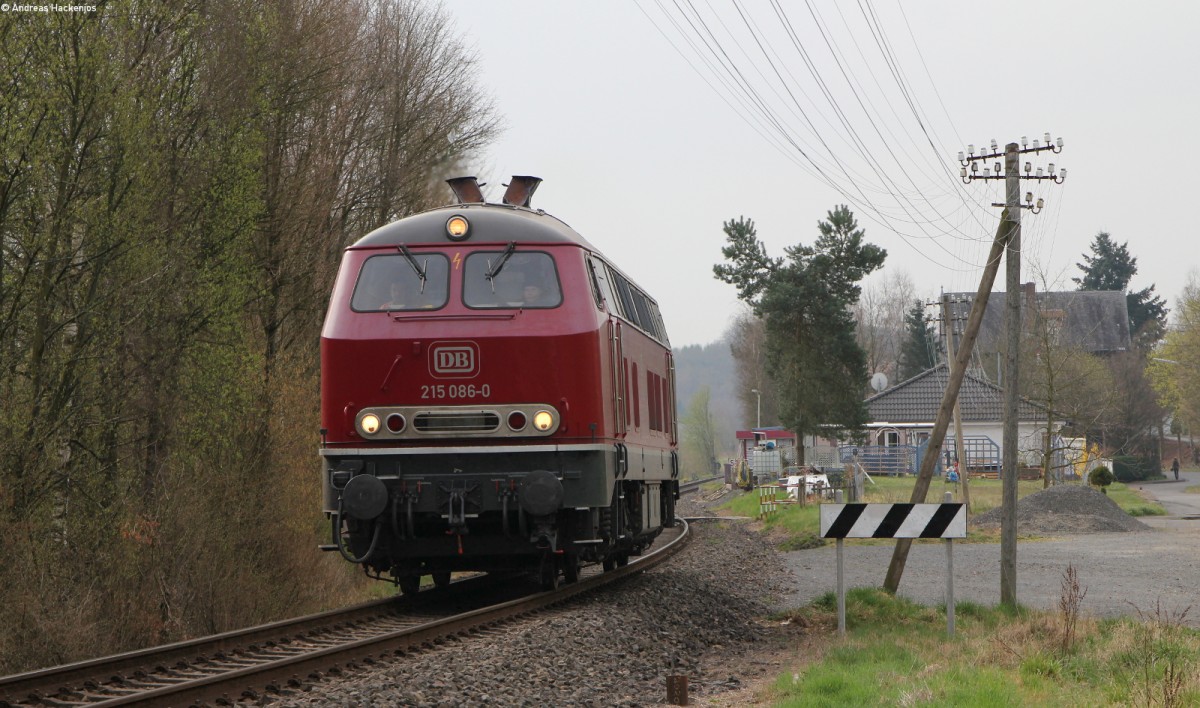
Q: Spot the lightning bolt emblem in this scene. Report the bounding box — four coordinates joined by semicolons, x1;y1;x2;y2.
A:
453;252;462;271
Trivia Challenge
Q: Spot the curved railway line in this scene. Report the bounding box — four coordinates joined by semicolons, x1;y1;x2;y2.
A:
0;514;699;708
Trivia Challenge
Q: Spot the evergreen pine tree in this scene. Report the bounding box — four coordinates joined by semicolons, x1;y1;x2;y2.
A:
897;300;936;382
714;207;886;444
1073;232;1168;348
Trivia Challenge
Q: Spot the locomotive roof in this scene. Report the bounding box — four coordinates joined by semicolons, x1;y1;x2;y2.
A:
349;204;599;251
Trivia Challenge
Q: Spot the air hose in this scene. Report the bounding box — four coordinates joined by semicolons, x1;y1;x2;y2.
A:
334;496;382;564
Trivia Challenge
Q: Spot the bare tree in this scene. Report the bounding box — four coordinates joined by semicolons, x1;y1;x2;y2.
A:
853;270;918;389
725;307;774;429
0;0;502;672
1021;304;1116;486
1150;271;1200;461
1018;267;1121;486
680;387;719;478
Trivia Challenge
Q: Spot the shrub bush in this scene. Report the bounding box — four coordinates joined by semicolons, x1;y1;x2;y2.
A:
1111;455;1159;482
1088;465;1115;491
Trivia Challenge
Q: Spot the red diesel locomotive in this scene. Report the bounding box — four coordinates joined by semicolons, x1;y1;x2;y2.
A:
320;176;679;591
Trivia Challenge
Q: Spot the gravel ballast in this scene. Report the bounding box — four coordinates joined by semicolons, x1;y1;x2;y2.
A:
290;500;795;707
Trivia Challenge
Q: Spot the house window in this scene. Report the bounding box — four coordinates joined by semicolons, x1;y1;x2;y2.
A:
884;430;900;447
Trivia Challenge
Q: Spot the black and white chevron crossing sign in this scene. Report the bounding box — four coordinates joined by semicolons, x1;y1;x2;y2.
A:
820;503;966;539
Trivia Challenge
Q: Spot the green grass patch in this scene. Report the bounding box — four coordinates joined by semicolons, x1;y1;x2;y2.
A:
1104;482;1168;516
762;589;1200;707
1122;503;1168;517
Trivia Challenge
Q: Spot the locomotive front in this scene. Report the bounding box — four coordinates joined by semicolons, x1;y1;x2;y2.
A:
319;177;677;592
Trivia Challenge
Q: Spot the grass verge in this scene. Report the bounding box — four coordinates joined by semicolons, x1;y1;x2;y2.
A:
761;587;1200;707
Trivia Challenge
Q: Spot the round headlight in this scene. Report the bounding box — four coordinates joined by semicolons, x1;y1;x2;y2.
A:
507;411;527;431
532;410;554;432
360;413;381;435
446;215;471;241
386;413;406;433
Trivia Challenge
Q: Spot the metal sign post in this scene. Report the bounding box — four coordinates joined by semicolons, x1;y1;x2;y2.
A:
944;491;956;637
821;498;966;638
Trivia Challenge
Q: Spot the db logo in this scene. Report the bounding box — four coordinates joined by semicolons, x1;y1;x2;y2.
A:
429;341;479;379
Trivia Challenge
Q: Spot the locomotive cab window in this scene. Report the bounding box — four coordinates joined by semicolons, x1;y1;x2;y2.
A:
351;252;450;312
463;250;562;309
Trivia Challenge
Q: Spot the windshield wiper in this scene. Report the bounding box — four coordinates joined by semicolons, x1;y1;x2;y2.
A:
397;243;427;293
485;242;516;285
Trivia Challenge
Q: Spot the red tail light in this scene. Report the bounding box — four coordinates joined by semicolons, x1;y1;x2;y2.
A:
386;413;406;433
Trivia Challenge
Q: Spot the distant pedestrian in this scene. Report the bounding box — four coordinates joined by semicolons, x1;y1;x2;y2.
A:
1171;457;1180;481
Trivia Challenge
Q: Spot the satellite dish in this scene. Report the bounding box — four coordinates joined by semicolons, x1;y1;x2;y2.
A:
870;372;888;392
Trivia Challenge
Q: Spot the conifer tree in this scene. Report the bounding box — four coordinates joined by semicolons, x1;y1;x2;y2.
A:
1073;232;1168;348
897;300;936;382
714;207;885;452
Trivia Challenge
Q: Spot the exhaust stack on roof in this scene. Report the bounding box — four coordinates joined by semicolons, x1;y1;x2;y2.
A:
446;176;486;204
502;175;542;208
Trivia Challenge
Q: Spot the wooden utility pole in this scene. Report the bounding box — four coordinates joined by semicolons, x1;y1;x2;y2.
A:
1000;143;1021;606
883;214;1011;593
887;134;1066;596
956;134;1065;607
941;293;971;512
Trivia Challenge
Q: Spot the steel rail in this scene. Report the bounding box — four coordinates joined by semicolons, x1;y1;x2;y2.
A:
679;476;722;495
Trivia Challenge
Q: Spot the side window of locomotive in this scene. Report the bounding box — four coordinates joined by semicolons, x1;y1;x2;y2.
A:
598;262;667;345
610;271;640;326
350;253;449;312
602;263;628;319
588;256;619;313
631;290;656;339
586;257;605;310
463;251;562;309
650;302;670;344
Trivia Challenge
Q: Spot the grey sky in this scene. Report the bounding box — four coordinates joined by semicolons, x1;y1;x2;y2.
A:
444;1;1199;347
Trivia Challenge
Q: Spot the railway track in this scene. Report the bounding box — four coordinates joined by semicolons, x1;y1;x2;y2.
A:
679;476;721;495
0;521;689;707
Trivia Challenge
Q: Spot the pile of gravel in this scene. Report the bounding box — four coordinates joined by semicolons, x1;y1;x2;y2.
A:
972;484;1150;534
289;501;793;707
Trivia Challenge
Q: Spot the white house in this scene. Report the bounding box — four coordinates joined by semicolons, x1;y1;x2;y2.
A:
862;362;1064;476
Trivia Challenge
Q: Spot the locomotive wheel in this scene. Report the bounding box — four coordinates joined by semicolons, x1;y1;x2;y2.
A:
562;553;581;584
398;576;421;596
602;556;616;572
664;486;677;527
539;556;560;591
616;552;629;567
432;571;451;588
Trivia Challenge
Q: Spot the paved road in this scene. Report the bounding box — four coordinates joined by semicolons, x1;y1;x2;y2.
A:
1135;470;1200;528
779;473;1200;626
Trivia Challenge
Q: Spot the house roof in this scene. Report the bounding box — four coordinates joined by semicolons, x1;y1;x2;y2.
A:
946;288;1131;354
865;362;1050;424
735;428;797;441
